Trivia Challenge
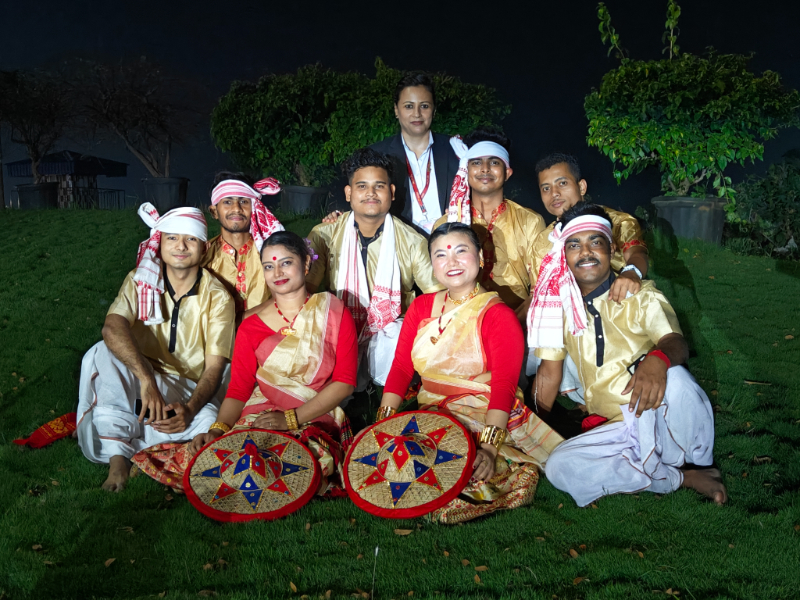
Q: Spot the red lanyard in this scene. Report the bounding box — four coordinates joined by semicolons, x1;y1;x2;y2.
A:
406;151;432;216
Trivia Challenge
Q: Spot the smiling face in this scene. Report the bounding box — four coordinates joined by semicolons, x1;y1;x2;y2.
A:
564;230;615;294
209;196;252;234
261;244;310;295
538;162;588;218
160;233;205;270
394;85;435;138
467;156;512;197
345;166;395;219
430;231;482;294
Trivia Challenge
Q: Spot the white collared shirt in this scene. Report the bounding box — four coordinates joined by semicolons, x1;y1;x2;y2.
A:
402;132;441;233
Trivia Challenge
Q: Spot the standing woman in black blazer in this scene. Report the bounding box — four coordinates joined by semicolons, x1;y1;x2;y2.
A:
369;73;460;236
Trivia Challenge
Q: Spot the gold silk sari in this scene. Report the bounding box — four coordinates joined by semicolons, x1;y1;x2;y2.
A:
411;292;563;523
133;293;352;496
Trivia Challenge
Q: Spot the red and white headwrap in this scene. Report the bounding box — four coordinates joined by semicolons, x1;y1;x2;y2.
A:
134;203;208;326
526;215;613;349
446;136;511;226
210;177;284;252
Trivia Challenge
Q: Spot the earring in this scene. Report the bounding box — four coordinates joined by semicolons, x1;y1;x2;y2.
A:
480;260;484;268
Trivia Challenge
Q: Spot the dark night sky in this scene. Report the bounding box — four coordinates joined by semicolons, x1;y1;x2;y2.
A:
2;0;799;215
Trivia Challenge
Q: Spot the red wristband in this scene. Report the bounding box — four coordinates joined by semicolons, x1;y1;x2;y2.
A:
647;349;671;369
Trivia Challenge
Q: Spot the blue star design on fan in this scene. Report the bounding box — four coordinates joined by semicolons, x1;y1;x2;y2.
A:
195;433;310;511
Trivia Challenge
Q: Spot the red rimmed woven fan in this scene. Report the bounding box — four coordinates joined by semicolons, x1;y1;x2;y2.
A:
343;411;476;519
184;429;320;522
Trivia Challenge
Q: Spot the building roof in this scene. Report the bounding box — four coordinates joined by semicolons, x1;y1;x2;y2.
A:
5;150;128;178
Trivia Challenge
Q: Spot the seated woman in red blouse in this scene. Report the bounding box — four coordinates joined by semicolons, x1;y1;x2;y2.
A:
379;223;563;523
133;231;358;496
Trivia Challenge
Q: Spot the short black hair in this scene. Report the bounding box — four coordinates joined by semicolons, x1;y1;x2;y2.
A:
212;171;254;188
464;126;511;154
260;230;310;265
534;153;582;181
560;202;612;228
428;222;482;255
341;147;394;184
394;72;436;106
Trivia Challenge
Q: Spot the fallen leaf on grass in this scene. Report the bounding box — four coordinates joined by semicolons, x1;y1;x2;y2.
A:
296;565;303;572
786;335;795;340
32;544;43;551
118;526;135;534
461;559;470;566
742;472;748;478
421;559;427;564
301;596;310;600
165;494;174;501
11;372;16;377
198;591;217;598
475;565;489;572
305;522;311;531
290;581;298;592
203;563;213;571
325;591;332;599
104;558;116;567
221;541;229;547
794;525;799;532
729;544;735;549
743;380;772;386
217;559;227;567
513;568;520;573
407;592;414;597
349;518;356;525
394;529;413;536
708;276;715;280
443;550;449;557
158;593;166;598
557;503;563;509
637;551;644;558
535;537;545;541
590;503;598;509
43;560;55;566
573;577;585;585
356;554;363;560
474;574;482;584
569;549;579;558
339;541;349;547
579;544;587;550
753;456;773;464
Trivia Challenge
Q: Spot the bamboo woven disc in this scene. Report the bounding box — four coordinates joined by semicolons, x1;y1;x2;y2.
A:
343;411;475;518
184;429;320;522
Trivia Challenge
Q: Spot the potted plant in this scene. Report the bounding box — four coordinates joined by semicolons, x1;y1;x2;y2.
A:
585;0;800;244
0;69;74;209
211;64;367;214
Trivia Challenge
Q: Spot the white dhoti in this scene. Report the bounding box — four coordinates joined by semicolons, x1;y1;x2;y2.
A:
544;366;715;507
526;353;585;404
76;341;228;463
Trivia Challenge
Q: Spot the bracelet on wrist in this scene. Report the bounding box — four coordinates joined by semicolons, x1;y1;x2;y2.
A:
620;264;644;280
479;425;507;451
647;349;671;369
375;406;397;422
284;408;300;431
208;421;231;434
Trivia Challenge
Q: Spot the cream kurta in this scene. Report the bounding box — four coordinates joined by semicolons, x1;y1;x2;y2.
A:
108;268;235;382
203;235;270;315
435;200;546;309
306;212;441;312
531;205;646;286
535;277;682;422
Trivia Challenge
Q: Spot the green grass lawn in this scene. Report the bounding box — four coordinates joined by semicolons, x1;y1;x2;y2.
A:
1;209;799;600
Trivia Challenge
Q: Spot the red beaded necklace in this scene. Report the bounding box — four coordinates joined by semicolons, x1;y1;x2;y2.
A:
275;294;310;336
430;284;480;345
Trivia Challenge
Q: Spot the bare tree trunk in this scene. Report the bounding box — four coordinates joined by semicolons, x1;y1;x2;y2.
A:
0;128;5;209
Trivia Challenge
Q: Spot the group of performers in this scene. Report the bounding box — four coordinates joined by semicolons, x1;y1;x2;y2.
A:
74;71;727;523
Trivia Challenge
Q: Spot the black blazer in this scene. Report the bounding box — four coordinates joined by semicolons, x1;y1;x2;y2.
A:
370;132;459;235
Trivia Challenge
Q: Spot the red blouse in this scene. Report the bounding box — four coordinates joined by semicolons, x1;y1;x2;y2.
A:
383;293;524;413
225;308;358;402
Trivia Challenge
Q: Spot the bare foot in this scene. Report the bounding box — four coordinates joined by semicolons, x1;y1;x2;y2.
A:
681;466;727;505
102;455;131;492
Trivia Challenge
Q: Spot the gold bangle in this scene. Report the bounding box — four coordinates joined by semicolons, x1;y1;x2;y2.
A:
479;425;507;451
208;421;231;434
375;406;397;422
284;408;300;431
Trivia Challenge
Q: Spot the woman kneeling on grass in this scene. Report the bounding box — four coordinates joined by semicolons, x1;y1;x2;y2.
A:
377;223;564;523
133;231;357;496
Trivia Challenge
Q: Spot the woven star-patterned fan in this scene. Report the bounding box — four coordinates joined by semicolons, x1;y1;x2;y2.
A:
343;411;476;518
184;429;320;522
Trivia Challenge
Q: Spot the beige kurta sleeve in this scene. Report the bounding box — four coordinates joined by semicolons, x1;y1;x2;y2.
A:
306;223;332;290
204;285;235;359
627;286;683;346
107;271;139;326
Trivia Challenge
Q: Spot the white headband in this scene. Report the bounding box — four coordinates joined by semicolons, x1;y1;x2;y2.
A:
460;141;510;167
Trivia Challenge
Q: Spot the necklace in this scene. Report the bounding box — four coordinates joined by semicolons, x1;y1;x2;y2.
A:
275;294;310;336
430;285;480;345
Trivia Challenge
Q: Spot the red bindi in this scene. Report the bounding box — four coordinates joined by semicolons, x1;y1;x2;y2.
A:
447;245;451;249
272;256;277;261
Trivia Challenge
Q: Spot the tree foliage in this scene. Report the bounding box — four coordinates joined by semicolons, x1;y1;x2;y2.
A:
0;69;75;183
211;59;510;186
585;1;800;204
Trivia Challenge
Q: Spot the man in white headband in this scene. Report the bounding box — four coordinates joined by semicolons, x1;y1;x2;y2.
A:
434;128;547;322
76;203;235;492
204;172;283;319
530;203;726;507
306;148;440;403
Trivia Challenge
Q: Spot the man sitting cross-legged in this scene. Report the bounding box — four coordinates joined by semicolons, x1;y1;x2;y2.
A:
530;203;727;507
76;204;235;492
434;128;547;323
204;172;283;320
306;148;441;388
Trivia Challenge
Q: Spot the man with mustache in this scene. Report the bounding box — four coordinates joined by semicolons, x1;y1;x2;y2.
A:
434;127;547;323
306;148;441;389
204;172;284;320
76;205;234;492
529;203;726;507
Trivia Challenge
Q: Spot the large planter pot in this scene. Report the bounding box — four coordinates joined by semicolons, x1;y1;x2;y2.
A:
144;177;189;212
280;185;329;215
650;196;726;245
14;183;59;210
